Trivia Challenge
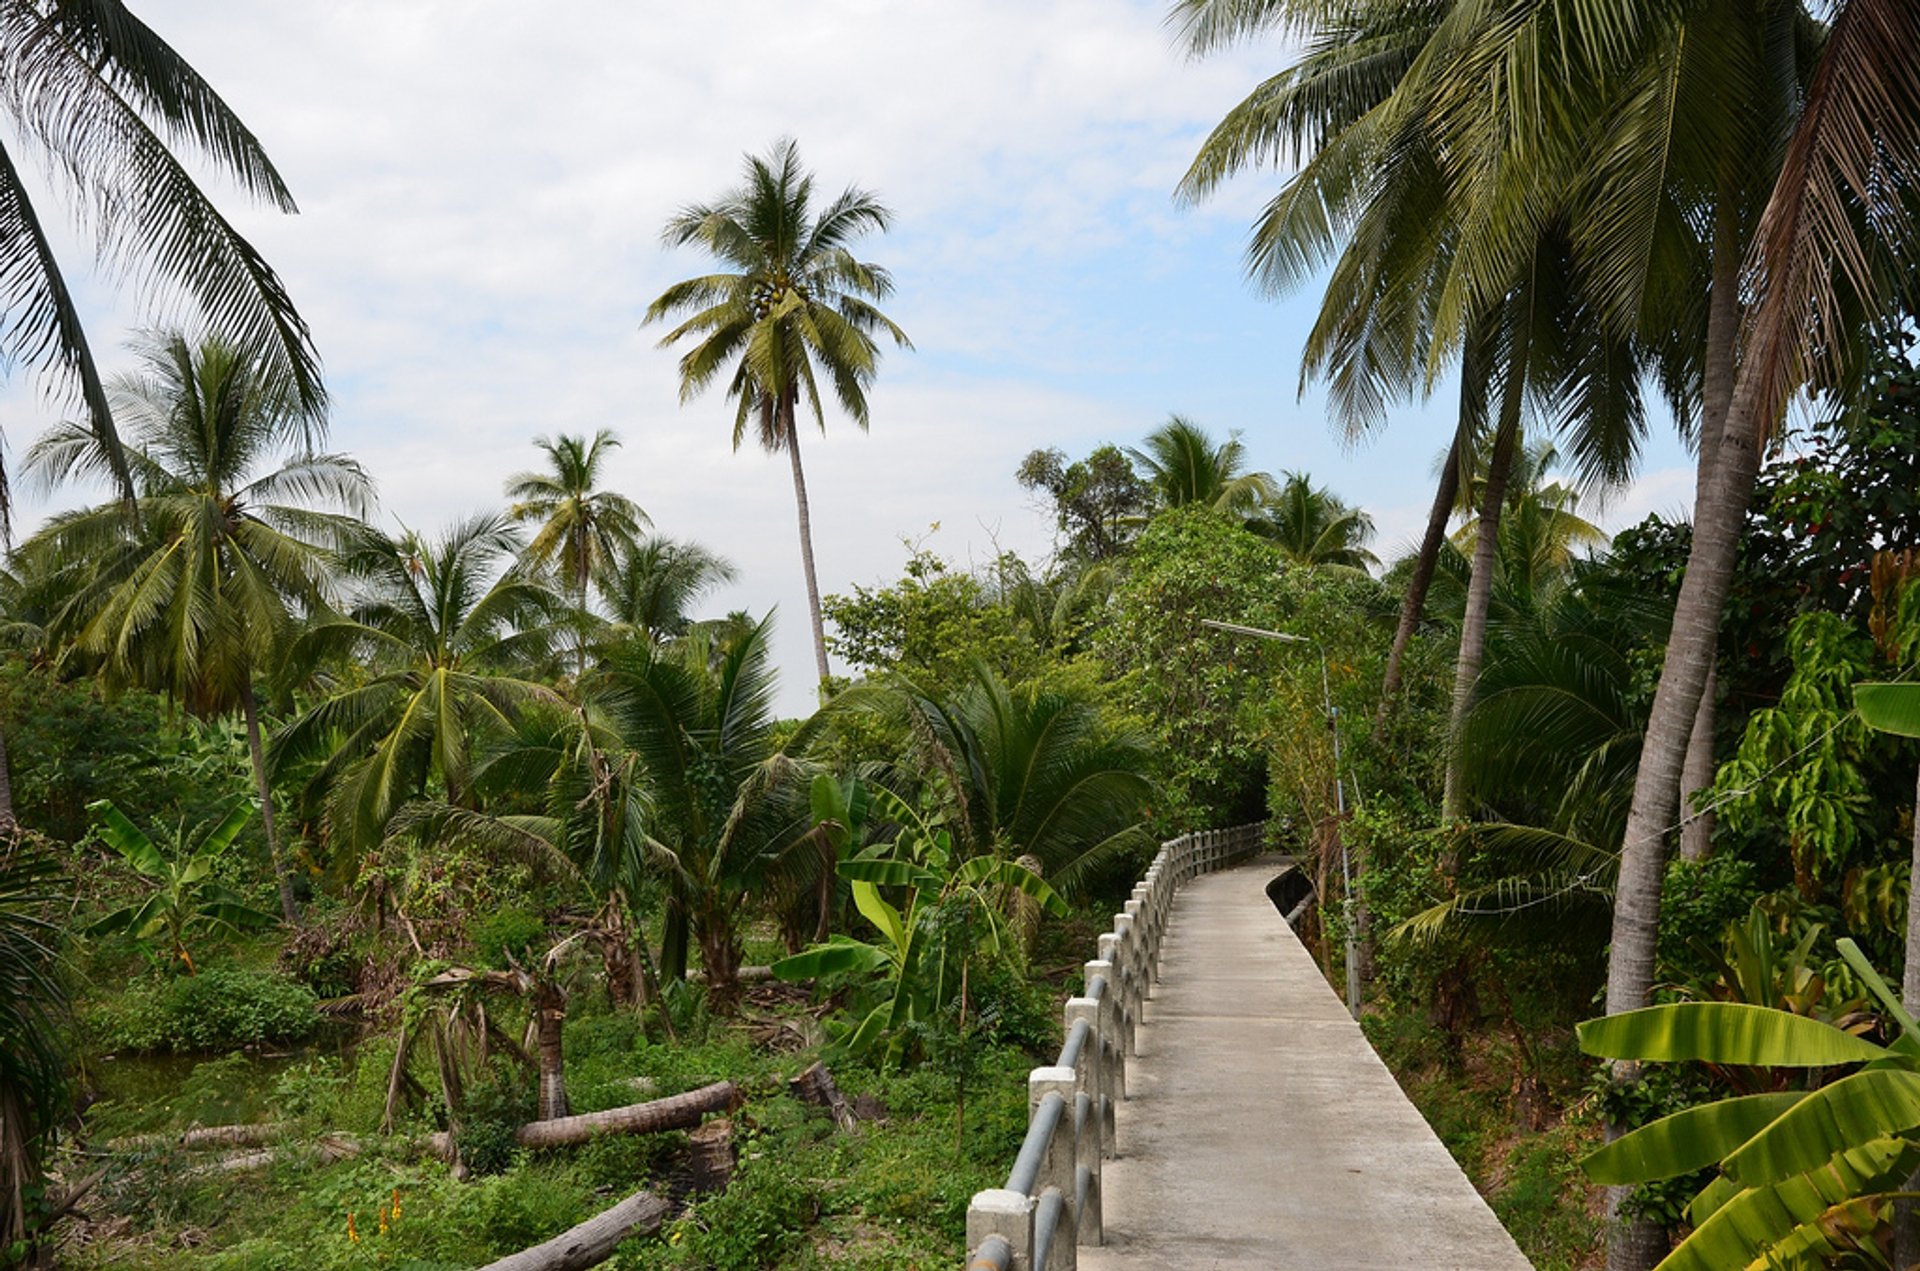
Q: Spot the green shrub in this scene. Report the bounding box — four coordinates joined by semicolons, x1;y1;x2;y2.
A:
453;1064;535;1177
94;969;320;1053
472;906;549;969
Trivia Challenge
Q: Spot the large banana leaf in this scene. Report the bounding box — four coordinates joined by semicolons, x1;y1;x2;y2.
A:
839;858;941;892
1582;1091;1805;1185
1855;682;1920;737
771;936;891;981
1689;1172;1742;1227
1720;1069;1920;1187
850;880;907;956
1654;1137;1920;1271
87;798;165;877
1747;1194;1889;1269
1578;1003;1890;1067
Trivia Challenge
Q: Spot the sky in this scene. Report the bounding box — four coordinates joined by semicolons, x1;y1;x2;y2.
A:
1;0;1699;715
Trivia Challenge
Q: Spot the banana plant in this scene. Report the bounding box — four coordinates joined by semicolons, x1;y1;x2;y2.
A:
86;799;278;974
772;785;1065;1064
1579;939;1920;1268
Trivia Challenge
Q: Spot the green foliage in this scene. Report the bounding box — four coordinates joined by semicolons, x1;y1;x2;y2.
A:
471;906;548;970
823;549;1041;698
1712;612;1873;899
86;800;278;972
92;968;319;1054
454;1063;536;1178
1015;444;1149;563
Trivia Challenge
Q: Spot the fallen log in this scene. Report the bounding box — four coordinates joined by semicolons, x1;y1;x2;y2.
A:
180;1132;362;1178
107;1122;288;1154
474;1188;670;1271
787;1062;856;1133
424;1082;739;1168
516;1081;738;1151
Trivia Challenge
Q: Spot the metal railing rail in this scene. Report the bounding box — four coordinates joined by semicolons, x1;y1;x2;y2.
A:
962;821;1266;1270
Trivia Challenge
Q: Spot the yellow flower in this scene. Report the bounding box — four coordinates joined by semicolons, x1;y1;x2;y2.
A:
347;1211;360;1244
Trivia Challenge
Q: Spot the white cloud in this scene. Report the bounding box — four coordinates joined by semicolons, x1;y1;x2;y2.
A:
0;1;1698;712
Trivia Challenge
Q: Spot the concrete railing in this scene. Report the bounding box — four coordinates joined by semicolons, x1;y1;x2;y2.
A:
962;822;1266;1271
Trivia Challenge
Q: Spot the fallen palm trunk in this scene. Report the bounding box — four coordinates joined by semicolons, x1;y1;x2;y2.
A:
474;1189;671;1271
180;1132;361;1178
428;1081;740;1163
108;1122;289;1153
687;1117;735;1193
516;1080;739;1150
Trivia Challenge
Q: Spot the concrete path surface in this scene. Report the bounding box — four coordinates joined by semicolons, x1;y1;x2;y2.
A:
1080;855;1533;1271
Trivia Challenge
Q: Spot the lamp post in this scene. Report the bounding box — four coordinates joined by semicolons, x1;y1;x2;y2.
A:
1201;617;1361;1017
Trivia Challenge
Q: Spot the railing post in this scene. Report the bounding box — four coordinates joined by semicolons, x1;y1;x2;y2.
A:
1030;1068;1079;1268
1085;956;1124;1107
1062;995;1104;1243
967;1190;1033;1270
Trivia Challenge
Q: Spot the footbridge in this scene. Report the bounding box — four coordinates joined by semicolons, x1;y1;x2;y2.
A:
963;825;1533;1271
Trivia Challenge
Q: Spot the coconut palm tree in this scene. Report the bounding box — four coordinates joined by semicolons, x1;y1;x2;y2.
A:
272;515;565;855
20;332;370;920
592;535;737;644
505;429;648;671
1252;471;1378;569
589;615;825;1008
0;0;324;534
645;139;911;688
1127;415;1278;515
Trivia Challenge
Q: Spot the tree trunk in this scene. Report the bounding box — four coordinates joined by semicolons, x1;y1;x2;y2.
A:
512;1080;739;1150
1678;664;1719;862
660;899;689;984
240;678;298;923
687;1118;736;1193
533;979;569;1121
781;395;832;688
1378;388;1473;726
474;1189;670;1271
696;912;743;1013
1442;338;1526;823
1603;323;1771;1271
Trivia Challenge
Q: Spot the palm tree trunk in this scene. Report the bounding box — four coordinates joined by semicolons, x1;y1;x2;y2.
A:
780;395;832;687
1678;665;1719;861
1378;414;1467;724
240;678;298;923
533;978;570;1120
1603;315;1771;1271
1442;334;1527;823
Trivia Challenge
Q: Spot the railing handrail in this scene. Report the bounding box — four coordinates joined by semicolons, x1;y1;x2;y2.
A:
962;820;1266;1269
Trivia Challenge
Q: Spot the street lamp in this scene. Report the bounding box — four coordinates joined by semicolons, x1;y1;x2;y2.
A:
1201;618;1361;1017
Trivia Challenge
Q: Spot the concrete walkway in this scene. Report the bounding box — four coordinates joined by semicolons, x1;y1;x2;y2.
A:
1081;855;1533;1271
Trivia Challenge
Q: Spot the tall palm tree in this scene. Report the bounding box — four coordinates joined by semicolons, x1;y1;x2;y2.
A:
0;0;324;533
645;139;911;688
1252;470;1378;569
505;429;648;672
272;515;565;855
20;332;370;920
1127;414;1278;514
592;535;737;644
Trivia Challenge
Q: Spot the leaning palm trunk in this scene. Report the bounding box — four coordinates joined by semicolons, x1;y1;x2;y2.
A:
240;679;297;923
1380;420;1465;723
1441;351;1525;823
1602;322;1770;1271
781;395;832;688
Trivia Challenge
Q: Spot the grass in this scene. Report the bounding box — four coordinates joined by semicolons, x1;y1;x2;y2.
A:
1365;1004;1605;1271
60;982;1042;1270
